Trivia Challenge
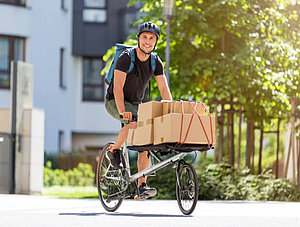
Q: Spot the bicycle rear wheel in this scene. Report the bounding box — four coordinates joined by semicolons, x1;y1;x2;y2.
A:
176;163;198;215
96;142;124;212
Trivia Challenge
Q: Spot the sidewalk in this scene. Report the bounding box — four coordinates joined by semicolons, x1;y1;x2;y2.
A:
1;194;300;227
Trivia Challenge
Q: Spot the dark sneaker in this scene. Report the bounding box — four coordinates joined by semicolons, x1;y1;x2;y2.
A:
134;182;157;200
106;146;122;169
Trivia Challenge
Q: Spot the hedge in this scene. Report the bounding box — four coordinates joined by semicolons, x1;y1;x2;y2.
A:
43;161;95;187
43;161;300;201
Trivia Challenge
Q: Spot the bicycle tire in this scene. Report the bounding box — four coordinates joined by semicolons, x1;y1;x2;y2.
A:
176;163;198;215
96;142;123;212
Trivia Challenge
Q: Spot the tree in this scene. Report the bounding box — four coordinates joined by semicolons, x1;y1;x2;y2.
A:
126;0;300;123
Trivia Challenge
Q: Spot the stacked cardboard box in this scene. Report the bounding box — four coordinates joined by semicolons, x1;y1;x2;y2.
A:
127;100;215;146
127;101;162;146
154;113;215;145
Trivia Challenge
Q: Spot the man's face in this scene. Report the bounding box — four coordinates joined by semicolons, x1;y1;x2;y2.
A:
138;32;157;54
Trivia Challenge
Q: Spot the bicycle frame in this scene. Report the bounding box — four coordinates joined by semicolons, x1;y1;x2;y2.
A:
122;144;188;184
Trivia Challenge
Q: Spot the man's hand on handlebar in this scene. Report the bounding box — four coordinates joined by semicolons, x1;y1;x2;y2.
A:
120;112;132;121
120;112;138;122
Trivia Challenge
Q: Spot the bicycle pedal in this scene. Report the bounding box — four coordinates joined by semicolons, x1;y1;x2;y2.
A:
122;193;131;199
134;195;146;201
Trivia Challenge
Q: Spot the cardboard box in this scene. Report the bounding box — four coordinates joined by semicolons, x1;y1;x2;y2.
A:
154;113;215;145
162;100;172;115
137;101;163;122
171;101;205;115
127;128;134;145
127;122;153;146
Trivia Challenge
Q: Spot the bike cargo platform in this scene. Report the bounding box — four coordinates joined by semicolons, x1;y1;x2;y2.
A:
127;143;212;153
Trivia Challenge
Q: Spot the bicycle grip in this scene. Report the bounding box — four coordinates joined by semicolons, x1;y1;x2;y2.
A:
119;114;137;122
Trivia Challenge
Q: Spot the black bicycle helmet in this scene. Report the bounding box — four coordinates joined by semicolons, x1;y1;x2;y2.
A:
137;22;160;40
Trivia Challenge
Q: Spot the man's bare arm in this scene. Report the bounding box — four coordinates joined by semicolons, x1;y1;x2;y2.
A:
113;69;132;120
155;74;172;101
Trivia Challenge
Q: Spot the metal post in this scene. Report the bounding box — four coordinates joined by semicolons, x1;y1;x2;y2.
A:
10;61;17;194
165;17;171;86
163;0;174;87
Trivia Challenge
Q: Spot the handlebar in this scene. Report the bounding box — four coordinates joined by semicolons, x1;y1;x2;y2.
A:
119;114;138;122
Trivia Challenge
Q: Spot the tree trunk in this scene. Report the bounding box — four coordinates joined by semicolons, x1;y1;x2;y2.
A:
218;104;225;163
258;125;263;174
246;121;255;172
297;129;300;189
214;103;218;163
226;110;230;164
230;110;234;166
276;119;280;179
227;109;234;166
237;106;242;170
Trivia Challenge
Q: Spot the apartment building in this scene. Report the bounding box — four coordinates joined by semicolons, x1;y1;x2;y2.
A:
0;0;140;153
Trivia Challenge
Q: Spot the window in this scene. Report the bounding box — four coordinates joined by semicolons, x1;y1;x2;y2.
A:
82;58;105;102
83;0;107;23
61;0;66;10
0;0;26;6
59;48;66;89
58;130;65;152
0;35;25;89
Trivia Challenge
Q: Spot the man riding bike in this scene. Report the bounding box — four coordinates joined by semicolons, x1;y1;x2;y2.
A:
105;22;172;200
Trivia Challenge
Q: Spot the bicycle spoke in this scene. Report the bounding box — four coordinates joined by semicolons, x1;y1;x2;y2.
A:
176;163;198;215
97;143;124;212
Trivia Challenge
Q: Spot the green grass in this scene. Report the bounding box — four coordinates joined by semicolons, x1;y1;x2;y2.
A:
41;186;99;199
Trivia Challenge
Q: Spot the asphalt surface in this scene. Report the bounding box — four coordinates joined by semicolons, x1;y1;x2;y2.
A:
0;194;300;227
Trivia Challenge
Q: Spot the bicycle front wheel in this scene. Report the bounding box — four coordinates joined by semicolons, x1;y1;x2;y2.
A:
176;163;198;215
96;142;124;212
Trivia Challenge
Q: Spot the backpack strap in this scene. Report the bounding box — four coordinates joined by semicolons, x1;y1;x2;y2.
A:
126;49;156;74
127;48;135;74
150;53;156;74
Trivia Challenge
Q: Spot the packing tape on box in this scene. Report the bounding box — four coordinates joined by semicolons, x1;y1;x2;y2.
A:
137;119;153;128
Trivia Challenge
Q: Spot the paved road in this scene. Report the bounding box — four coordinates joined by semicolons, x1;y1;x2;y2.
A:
0;194;300;227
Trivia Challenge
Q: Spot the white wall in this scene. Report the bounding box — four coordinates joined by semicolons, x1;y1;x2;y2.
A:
73;58;120;133
72;133;117;151
0;0;120;153
0;4;31;108
0;4;31;37
28;0;75;152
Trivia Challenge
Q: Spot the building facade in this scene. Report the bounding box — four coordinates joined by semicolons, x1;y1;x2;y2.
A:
0;0;140;153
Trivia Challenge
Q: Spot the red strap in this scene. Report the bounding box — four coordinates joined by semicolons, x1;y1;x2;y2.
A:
187;102;211;145
199;102;214;145
178;101;184;144
177;101;214;146
181;102;196;144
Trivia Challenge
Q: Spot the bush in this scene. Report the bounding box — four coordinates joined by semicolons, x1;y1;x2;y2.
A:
44;161;95;187
130;163;177;200
197;163;300;201
147;166;177;199
44;160;300;202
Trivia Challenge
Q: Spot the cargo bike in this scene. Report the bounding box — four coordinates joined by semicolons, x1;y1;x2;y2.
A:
96;101;214;215
96;141;212;215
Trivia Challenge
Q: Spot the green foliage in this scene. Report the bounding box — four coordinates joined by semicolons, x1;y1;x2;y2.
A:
41;186;98;199
127;0;300;123
197;163;300;201
43;161;95;187
130;163;177;199
131;161;300;201
147;166;177;199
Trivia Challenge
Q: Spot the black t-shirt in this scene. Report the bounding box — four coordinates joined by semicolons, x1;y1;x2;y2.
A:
106;48;164;102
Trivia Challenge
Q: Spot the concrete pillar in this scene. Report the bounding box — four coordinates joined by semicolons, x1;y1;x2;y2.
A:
0;108;44;194
0;109;11;193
